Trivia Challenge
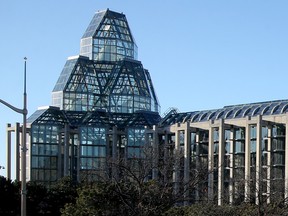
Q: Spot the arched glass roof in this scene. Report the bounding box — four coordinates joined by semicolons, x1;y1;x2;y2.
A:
160;100;288;126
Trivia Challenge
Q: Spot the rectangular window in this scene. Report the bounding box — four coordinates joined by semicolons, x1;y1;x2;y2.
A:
235;141;245;153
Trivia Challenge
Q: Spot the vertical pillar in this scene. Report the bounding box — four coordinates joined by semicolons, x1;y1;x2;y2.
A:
208;126;214;201
229;127;234;205
245;118;251;202
218;119;225;205
195;130;200;202
143;130;149;182
255;115;262;205
164;133;169;183
184;122;191;205
112;126;118;179
152;125;159;180
285;117;288;201
57;130;62;179
70;134;74;178
15;123;20;181
77;130;81;182
64;124;69;176
266;125;272;204
105;131;110;159
173;128;180;195
6;123;11;180
112;126;118;159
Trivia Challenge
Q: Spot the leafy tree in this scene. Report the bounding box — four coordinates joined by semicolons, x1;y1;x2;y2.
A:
42;176;78;216
61;144;210;216
61;180;175;216
0;176;78;216
0;176;20;216
62;182;122;216
26;181;48;215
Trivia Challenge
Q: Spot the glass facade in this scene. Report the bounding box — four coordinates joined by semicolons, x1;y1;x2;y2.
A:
52;57;159;114
80;127;106;171
127;128;145;158
30;123;60;185
80;10;138;61
27;9;161;185
271;125;285;179
19;7;288;205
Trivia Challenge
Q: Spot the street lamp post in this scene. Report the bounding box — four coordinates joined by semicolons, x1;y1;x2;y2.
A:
0;57;28;216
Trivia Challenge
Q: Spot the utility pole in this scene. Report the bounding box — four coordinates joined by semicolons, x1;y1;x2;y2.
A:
0;57;28;216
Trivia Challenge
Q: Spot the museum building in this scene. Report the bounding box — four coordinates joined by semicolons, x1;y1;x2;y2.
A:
5;9;288;205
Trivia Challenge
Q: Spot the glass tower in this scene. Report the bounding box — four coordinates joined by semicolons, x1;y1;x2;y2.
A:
27;9;160;185
80;9;138;61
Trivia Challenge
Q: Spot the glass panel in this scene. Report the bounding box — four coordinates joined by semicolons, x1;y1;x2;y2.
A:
235;141;245;153
250;140;256;153
250;126;256;139
234;155;245;167
127;128;145;159
235;128;245;140
272;152;284;165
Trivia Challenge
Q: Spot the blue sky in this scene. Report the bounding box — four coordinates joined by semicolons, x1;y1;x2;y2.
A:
1;0;288;178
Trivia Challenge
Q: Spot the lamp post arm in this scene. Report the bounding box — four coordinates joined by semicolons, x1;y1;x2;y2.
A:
0;99;25;114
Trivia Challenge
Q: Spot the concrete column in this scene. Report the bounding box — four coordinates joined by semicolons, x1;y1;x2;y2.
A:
143;130;150;182
218;119;225;205
164;133;169;183
229;127;234;205
195;130;200;202
245;119;251;202
173;129;180;195
255;115;262;205
152;125;159;180
208;126;214;201
184;123;191;205
112;126;118;159
6;123;11;180
285;118;288;201
70;134;74;179
15;123;20;181
64;124;70;176
106;132;110;159
112;126;118;179
57;130;62;179
77;130;81;182
266;125;272;204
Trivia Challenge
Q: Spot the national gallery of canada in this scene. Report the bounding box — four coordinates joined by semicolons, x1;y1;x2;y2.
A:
5;9;288;206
